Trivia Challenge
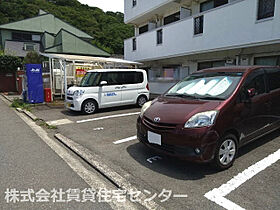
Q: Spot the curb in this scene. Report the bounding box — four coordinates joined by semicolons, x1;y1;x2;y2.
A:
1;93;38;121
22;109;38;121
14;106;39;121
55;133;164;210
1;93;13;102
16;107;24;113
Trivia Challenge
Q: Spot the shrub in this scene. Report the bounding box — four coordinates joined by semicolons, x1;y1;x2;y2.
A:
0;55;22;72
10;99;32;112
23;51;43;64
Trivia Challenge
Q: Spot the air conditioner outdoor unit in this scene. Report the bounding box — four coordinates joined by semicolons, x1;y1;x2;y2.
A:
240;58;249;66
180;7;191;19
148;21;156;30
226;59;234;64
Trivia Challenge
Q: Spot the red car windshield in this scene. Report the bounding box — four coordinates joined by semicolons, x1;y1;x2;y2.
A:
166;72;243;100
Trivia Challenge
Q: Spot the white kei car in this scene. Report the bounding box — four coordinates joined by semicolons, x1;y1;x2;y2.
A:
66;69;150;114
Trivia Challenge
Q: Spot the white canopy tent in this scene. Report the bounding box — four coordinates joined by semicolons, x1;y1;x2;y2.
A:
40;53;142;100
40;53;141;65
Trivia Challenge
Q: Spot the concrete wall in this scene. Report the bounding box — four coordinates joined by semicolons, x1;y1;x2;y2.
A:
4;41;40;57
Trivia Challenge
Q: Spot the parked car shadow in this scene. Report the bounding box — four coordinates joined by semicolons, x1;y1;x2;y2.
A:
126;142;217;180
61;104;139;117
61;109;82;117
96;105;139;114
126;129;280;180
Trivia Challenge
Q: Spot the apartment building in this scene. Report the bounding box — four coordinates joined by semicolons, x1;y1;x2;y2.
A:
124;0;280;94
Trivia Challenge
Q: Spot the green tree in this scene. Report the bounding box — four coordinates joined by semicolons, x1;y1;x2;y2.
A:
23;51;43;64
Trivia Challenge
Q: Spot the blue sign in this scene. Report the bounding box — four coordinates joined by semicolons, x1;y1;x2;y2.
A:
105;92;117;97
25;64;44;103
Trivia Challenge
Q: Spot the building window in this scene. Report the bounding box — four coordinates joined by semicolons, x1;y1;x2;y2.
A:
132;0;137;7
257;0;275;20
149;66;181;82
24;43;35;51
254;55;280;66
163;12;180;25
194;16;204;35
200;0;214;12
157;29;163;45
200;0;228;12
132;38;136;51
214;0;228;8
12;32;32;41
198;60;225;70
32;35;41;41
139;25;148;34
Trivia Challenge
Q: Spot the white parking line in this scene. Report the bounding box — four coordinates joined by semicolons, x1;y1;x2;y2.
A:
77;112;140;124
47;119;73;126
173;194;188;198
113;136;137;144
93;127;104;131
204;148;280;210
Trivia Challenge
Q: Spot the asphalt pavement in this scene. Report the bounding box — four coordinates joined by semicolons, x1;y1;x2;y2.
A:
0;97;115;210
31;104;280;209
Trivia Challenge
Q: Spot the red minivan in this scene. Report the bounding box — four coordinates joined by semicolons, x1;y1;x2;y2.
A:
137;66;280;170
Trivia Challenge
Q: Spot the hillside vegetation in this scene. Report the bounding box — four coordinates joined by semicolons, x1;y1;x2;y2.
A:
0;0;134;55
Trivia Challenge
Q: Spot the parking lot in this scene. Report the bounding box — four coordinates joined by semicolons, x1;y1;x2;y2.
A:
32;104;280;209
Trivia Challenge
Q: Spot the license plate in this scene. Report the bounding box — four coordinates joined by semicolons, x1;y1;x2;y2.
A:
147;131;161;146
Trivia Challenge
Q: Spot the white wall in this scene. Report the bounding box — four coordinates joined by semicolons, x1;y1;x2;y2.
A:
125;0;280;62
124;0;173;23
